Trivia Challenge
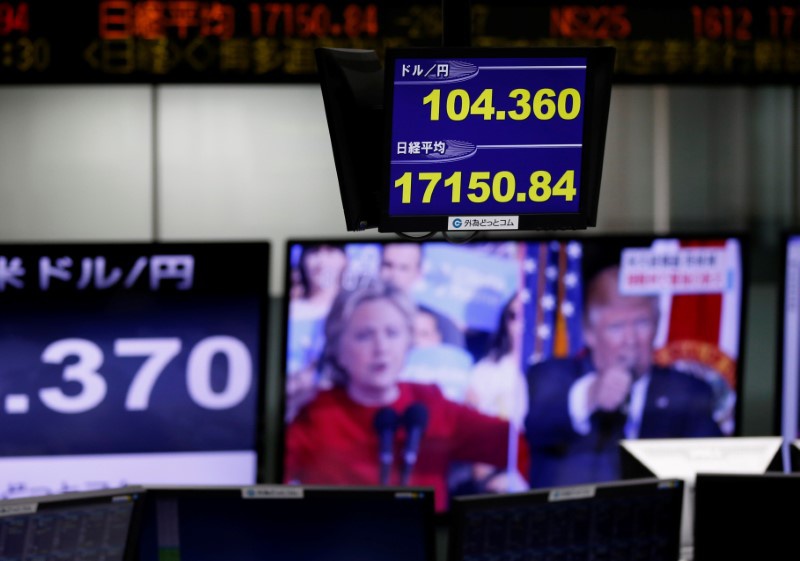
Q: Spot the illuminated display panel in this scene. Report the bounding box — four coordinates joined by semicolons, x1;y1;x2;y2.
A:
380;47;614;232
777;231;800;468
2;1;800;84
280;234;746;512
0;0;383;83
474;2;800;85
0;242;269;498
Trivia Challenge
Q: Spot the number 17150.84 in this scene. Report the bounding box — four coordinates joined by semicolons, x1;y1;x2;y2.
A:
393;170;576;205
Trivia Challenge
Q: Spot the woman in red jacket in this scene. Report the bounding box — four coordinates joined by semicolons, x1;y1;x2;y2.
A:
284;281;528;512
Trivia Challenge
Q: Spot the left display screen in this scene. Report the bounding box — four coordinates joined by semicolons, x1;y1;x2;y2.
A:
0;241;270;498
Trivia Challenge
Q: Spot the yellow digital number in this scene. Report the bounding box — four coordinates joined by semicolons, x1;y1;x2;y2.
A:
507;88;531;120
528;170;575;203
426;87;579;122
444;172;462;203
492;171;516;202
395;172;412;204
395;169;574;205
422;89;440;121
559;89;581;120
419;172;441;203
506;88;583;121
467;172;491;203
528;171;552;202
552;170;576;201
446;89;470;121
532;88;557;120
470;89;495;120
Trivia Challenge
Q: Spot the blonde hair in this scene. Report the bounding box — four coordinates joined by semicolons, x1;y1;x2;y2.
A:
583;265;659;327
319;280;417;385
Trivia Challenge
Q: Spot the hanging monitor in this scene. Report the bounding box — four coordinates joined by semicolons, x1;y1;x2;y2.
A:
380;46;615;233
316;47;384;231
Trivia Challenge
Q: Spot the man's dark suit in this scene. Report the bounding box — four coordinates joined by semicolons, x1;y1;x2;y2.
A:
524;354;723;488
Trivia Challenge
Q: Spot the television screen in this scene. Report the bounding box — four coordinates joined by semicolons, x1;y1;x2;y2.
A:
380;46;615;233
280;235;746;511
136;485;435;561
0;242;270;498
449;478;684;561
777;231;800;467
0;486;145;561
693;473;800;560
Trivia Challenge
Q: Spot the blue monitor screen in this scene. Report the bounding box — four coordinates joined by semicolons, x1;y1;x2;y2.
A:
388;56;586;217
380;47;615;232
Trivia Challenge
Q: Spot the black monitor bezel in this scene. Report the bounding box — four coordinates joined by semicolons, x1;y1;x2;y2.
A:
315;47;384;231
378;46;616;234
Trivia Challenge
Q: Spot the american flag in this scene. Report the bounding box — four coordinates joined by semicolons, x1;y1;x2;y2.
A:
521;240;585;370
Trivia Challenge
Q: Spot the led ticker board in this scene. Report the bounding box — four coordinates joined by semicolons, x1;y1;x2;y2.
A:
2;1;800;84
0;0;386;83
380;47;615;232
475;2;800;84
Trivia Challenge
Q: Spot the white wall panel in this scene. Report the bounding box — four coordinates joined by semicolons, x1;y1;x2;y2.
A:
0;86;153;241
592;86;656;232
156;85;365;294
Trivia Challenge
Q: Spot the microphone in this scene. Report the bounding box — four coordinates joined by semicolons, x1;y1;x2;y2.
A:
373;407;399;485
400;402;429;486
